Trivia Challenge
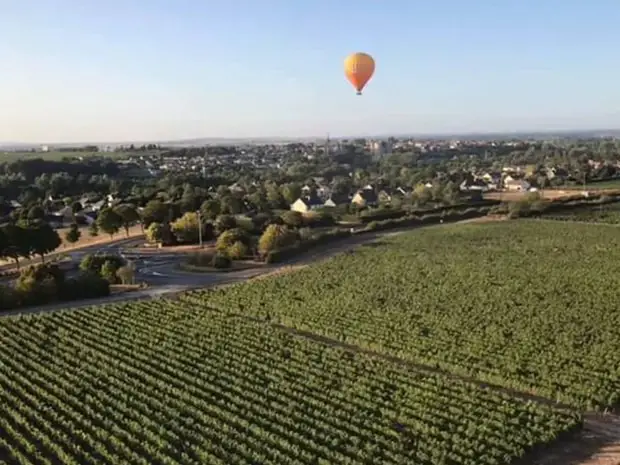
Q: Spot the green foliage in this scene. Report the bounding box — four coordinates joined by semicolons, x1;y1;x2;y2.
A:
96;207;122;238
26;221;61;262
214;214;236;235
100;260;120;283
226;241;249;260
215;228;250;253
198;220;620;409
114;204;140;236
170;211;201;244
199;198;220;220
0;262;109;311
0;301;581;464
88;221;99;237
80;254;124;275
145;222;164;244
211;252;232;269
258;224;298;257
280;210;303;228
64;223;81;244
141;199;168;227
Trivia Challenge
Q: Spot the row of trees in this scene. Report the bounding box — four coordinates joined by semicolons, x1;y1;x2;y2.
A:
0;221;61;267
0;262;110;311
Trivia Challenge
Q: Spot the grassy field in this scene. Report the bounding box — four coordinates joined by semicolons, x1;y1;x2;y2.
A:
191;220;620;410
0;151;128;162
0;300;581;465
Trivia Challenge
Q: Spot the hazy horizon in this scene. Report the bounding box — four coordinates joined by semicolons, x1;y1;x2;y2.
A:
3;1;620;143
4;127;620;150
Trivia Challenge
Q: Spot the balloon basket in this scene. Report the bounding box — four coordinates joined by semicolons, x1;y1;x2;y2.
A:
356;91;362;96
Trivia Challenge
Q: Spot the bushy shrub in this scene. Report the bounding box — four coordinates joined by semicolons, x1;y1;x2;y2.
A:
211;253;232;269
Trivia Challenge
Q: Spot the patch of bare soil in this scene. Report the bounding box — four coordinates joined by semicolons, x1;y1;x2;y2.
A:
523;414;620;465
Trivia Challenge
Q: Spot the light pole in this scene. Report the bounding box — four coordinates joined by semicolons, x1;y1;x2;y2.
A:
196;210;203;248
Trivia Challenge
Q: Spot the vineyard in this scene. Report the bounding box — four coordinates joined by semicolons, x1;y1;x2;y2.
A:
191;220;620;410
0;300;581;465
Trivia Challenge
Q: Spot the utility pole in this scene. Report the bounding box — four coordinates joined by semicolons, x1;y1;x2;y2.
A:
196;210;203;248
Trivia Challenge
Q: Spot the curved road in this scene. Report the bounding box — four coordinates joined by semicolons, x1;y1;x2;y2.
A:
1;219;490;317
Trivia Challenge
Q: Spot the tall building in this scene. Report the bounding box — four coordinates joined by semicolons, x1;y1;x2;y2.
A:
370;140;393;160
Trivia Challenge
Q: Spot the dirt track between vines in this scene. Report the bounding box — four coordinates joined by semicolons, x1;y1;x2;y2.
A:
236;309;620;465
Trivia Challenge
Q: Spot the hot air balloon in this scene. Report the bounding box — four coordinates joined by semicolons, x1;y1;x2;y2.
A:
344;52;375;95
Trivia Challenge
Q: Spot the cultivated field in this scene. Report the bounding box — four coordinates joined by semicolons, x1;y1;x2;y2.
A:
0;151;127;162
0;301;581;465
3;219;620;464
193;220;620;410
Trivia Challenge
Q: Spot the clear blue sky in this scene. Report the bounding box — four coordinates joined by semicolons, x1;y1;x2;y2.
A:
2;0;620;143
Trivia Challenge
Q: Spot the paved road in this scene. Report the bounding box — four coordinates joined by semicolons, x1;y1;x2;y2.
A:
2;218;491;317
2;227;412;317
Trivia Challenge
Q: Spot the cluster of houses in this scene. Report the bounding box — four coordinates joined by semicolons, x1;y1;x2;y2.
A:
44;195;116;228
459;172;532;193
288;166;569;213
290;183;412;213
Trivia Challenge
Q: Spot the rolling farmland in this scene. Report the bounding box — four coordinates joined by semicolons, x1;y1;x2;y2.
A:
192;220;620;410
0;301;581;465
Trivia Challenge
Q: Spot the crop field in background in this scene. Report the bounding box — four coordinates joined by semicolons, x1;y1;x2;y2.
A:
0;301;583;465
192;220;620;410
0;151;127;162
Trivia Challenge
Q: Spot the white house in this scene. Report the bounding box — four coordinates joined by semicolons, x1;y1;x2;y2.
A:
505;179;531;191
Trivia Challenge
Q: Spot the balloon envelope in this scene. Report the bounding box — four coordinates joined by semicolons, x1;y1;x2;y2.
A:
344;52;375;95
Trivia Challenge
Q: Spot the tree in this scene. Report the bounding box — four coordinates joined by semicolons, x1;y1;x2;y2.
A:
29;222;61;262
281;183;302;204
141;199;167;227
114;204;140;236
96;208;122;239
258;224;298;257
88;222;99;237
146;222;163;244
281;211;304;228
227;241;249;260
216;228;251;253
100;260;119;283
71;201;83;218
215;215;236;235
0;224;30;268
27;205;45;223
65;223;81;244
200;199;221;220
170;212;201;244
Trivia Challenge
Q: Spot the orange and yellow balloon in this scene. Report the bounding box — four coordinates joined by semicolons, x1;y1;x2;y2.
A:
344;52;375;95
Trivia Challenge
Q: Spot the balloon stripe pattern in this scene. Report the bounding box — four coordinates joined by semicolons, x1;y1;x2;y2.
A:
0;299;580;465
